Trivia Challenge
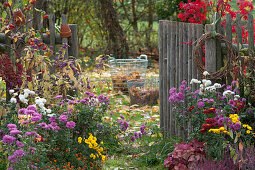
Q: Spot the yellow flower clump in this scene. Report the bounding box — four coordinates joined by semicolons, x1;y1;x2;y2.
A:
209;126;229;135
229;114;241;124
78;133;106;163
243;124;253;134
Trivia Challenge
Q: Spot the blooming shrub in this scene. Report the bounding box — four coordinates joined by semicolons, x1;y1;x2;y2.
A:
168;74;255;159
164;139;206;170
0;90;111;169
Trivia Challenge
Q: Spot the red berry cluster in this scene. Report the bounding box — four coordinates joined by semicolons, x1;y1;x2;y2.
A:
0;53;23;88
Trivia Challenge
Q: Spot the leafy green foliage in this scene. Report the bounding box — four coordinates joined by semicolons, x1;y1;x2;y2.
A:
155;0;187;20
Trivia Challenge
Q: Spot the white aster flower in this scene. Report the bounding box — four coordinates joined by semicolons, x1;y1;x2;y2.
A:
223;90;233;97
29;91;35;95
47;113;56;117
24;92;29;98
38;103;44;109
10;98;17;103
24;89;30;94
234;95;240;99
203;71;210;76
205;86;216;91
190;79;201;84
214;83;221;88
9;89;14;94
13;93;18;97
46;109;52;113
205;80;212;87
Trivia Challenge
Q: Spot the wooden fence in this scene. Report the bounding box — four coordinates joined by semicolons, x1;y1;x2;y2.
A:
159;13;254;138
0;13;78;101
0;14;78;60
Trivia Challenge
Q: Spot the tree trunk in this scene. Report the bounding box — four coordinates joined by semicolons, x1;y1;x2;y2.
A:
98;0;129;58
146;0;153;49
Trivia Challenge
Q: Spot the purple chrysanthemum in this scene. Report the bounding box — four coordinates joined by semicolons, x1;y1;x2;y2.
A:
3;135;16;144
10;129;21;135
59;115;68;122
14;149;24;157
16;140;24;148
66;121;76;129
7;124;17;130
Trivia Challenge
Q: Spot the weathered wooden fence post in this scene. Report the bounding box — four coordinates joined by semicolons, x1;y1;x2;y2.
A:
62;14;69;59
69;24;78;58
205;24;217;73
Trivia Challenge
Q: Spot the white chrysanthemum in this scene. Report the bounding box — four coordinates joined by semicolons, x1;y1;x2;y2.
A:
24;92;29;98
190;79;201;84
41;107;46;115
13;93;18;97
24;89;30;94
47;113;56;117
205;80;212;87
203;71;210;76
40;98;47;103
214;83;221;88
234;95;240;99
202;79;207;85
10;98;17;103
231;91;235;95
29;91;35;95
223;90;233;97
9;89;14;94
19;95;28;104
205;86;216;91
38;103;44;109
46;109;51;113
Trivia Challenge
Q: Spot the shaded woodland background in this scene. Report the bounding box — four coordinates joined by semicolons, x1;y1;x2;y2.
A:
0;0;186;58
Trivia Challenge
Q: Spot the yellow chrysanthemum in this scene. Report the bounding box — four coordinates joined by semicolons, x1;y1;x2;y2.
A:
247;126;252;130
78;137;82;143
243;124;247;128
247;130;251;134
219;127;225;131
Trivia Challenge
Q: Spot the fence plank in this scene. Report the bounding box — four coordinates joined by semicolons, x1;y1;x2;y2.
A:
68;24;78;58
159;21;164;133
177;22;184;138
169;21;177;136
62;14;69;59
216;13;223;71
49;13;56;74
248;14;254;54
195;24;203;80
191;24;197;91
182;23;189;139
163;21;168;135
226;14;232;42
188;23;193;85
236;14;244;96
205;24;217;73
236;14;243;49
174;22;179;137
166;21;171;136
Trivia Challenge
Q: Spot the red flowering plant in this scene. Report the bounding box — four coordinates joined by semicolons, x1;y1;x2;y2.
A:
0;0;51;99
0;53;23;89
178;0;208;24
